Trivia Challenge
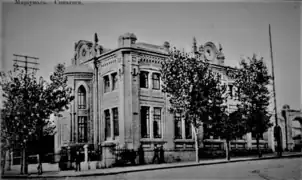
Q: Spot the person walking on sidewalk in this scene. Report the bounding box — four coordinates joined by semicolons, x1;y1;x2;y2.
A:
152;144;160;164
159;145;165;164
75;150;81;172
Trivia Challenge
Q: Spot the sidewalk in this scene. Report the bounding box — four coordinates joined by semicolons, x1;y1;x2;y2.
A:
2;152;302;179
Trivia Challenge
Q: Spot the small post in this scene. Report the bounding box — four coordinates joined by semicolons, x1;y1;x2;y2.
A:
67;146;71;169
9;152;13;169
84;144;88;162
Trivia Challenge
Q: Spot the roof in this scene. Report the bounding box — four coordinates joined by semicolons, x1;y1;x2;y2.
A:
65;65;93;74
135;42;167;54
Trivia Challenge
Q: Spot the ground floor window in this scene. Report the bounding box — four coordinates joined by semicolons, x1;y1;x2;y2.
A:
252;132;264;140
174;112;182;139
174;112;193;139
113;107;119;137
185;120;192;139
153;107;162;138
105;110;111;139
141;106;150;138
78;116;88;143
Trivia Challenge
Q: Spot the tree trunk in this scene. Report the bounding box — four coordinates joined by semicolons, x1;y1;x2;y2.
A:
193;127;199;163
37;127;43;174
21;147;28;174
226;140;231;161
7;149;11;171
37;153;43;174
1;150;6;175
256;137;262;158
20;149;24;174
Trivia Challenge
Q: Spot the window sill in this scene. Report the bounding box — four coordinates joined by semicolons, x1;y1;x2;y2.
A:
174;139;194;143
101;140;118;147
140;138;167;143
251;139;266;143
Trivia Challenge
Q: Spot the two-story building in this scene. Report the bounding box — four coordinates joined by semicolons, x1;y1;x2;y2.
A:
54;33;276;165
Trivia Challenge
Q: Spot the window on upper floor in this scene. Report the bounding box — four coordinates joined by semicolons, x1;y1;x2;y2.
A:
140;71;149;88
104;75;110;93
152;73;160;90
77;85;86;109
78;116;88;143
111;73;118;91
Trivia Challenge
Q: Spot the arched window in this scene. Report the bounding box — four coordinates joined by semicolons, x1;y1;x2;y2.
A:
78;85;86;109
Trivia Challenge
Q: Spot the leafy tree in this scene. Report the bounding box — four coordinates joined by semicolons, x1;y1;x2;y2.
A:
161;48;223;162
0;64;74;174
233;54;272;157
210;107;247;160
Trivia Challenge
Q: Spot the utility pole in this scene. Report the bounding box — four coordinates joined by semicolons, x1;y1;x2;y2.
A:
270;24;283;156
269;25;278;126
13;54;39;75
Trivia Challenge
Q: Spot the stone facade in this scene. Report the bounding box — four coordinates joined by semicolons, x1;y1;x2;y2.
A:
54;33;278;165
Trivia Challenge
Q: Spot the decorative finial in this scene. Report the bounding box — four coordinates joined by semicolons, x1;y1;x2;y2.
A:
219;43;222;51
94;33;99;44
192;37;197;53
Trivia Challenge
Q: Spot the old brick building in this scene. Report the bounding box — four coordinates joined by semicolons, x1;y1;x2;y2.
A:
54;33;276;164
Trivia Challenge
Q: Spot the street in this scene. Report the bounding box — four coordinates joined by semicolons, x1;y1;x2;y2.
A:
8;157;299;180
72;158;301;180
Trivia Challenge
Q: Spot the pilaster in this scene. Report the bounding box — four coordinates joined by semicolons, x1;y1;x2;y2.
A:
118;54;125;146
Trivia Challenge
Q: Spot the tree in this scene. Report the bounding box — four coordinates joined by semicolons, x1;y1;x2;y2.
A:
161;48;223;162
210;108;247;160
0;64;74;174
233;54;273;158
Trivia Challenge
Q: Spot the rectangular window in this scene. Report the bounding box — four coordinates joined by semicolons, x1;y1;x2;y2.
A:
112;108;119;137
185;120;192;139
104;75;110;93
229;85;233;99
141;106;150;138
174;113;182;139
78;116;87;143
111;73;118;91
104;110;111;139
152;73;160;90
153;107;162;138
140;71;149;88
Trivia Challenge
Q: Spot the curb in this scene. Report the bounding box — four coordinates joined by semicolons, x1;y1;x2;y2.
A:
2;153;302;179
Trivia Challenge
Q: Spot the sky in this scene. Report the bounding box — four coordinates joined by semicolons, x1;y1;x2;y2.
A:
1;1;301;111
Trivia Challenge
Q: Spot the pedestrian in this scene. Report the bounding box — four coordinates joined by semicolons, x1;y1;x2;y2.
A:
159;145;165;164
75;150;81;172
152;144;160;164
138;144;145;165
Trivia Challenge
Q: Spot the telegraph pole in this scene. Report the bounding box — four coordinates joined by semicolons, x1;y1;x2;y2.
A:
270;24;283;156
13;54;39;74
269;25;278;126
